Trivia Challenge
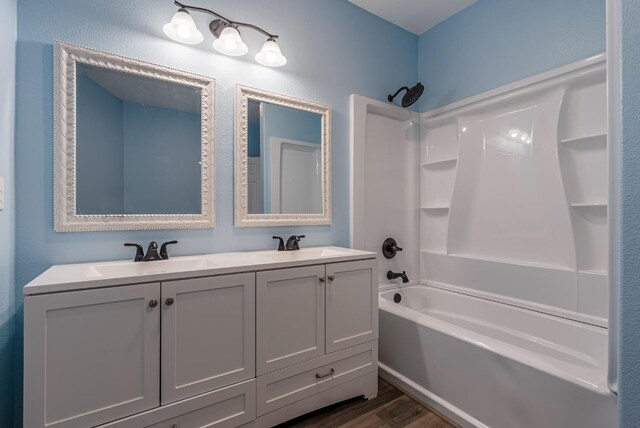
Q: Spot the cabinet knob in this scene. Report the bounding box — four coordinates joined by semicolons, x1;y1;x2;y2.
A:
165;298;175;306
148;299;158;309
328;275;335;282
319;277;326;283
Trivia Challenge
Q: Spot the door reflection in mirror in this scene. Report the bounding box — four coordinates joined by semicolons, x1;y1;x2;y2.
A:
247;99;323;215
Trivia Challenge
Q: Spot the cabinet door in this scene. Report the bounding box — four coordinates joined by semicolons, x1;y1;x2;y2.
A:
257;265;325;375
161;273;255;404
326;259;378;353
24;283;160;428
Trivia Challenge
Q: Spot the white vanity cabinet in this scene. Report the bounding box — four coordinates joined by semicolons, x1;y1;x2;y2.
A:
161;273;255;404
25;274;255;428
255;259;378;418
326;260;378;353
24;283;161;428
256;265;326;375
24;247;377;428
257;260;377;373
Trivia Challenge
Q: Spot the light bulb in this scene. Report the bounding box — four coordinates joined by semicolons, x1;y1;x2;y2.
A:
224;38;238;51
255;38;287;67
213;26;248;56
163;9;204;45
266;52;277;63
176;25;192;39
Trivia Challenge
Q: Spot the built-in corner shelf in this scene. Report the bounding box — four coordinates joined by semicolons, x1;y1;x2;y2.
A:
421;158;458;168
571;203;607;208
421;206;450;211
560;133;606;146
420;249;447;256
579;269;607;276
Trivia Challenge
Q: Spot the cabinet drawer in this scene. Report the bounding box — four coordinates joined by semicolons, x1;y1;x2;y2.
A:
100;380;256;428
256;342;377;416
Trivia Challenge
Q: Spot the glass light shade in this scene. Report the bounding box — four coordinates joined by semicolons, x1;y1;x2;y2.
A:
255;39;287;67
212;26;248;56
163;9;204;44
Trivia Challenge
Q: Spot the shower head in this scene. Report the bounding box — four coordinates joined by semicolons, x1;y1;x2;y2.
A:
387;82;424;108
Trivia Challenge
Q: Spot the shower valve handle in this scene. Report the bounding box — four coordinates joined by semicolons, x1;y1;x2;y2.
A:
382;238;402;259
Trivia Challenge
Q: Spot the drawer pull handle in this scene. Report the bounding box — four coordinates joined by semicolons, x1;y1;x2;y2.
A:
148;299;158;309
316;368;335;379
319;277;326;283
328;275;335;281
165;298;175;306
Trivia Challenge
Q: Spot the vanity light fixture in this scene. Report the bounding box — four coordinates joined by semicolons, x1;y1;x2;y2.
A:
163;1;287;67
163;8;204;44
212;26;248;56
255;38;287;67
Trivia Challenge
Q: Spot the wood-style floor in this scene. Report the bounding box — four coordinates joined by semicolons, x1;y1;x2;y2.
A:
277;378;456;428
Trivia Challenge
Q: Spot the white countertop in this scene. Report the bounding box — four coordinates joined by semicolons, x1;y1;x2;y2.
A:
24;246;377;295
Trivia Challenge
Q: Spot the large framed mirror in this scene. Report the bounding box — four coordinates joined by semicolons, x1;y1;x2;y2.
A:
54;42;215;232
234;85;331;227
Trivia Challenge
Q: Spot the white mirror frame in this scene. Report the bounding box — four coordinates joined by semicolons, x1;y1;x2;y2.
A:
54;42;216;232
234;85;332;227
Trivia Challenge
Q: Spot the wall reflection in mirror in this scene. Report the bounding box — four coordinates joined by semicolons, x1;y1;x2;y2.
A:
247;99;323;215
75;63;202;215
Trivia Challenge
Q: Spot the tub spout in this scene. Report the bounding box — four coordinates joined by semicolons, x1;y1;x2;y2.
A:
387;270;409;283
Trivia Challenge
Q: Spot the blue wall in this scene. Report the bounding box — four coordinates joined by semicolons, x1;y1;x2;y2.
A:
12;1;417;424
619;0;640;425
123;103;201;214
76;72;125;215
0;0;16;425
417;0;606;111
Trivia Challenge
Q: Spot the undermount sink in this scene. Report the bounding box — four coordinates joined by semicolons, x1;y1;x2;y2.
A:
258;247;352;262
86;257;216;278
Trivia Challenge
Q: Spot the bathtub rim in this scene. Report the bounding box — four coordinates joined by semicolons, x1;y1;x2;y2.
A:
381;279;607;328
379;283;613;395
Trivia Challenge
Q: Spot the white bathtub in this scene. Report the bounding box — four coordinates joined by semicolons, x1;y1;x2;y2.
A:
379;285;617;428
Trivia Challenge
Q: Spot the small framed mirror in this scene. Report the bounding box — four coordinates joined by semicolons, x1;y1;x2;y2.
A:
54;42;215;232
234;85;331;227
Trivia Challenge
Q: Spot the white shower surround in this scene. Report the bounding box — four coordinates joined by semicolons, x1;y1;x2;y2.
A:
352;53;609;326
351;53;614;428
420;53;608;326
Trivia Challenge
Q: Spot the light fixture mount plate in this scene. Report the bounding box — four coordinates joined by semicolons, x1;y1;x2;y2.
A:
209;19;230;38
